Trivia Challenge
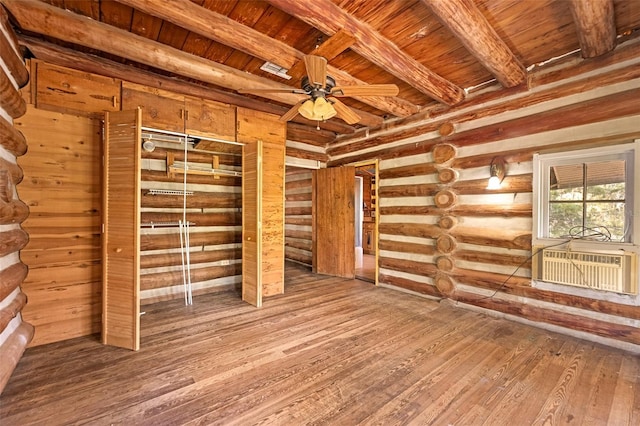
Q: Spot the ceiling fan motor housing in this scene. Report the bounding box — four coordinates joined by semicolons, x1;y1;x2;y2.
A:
301;75;336;99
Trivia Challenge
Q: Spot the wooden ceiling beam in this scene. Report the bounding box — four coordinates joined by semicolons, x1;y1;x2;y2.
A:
421;0;527;88
568;0;617;58
117;0;299;69
1;0;382;127
266;0;465;105
288;29;356;80
116;0;417;118
20;36;354;136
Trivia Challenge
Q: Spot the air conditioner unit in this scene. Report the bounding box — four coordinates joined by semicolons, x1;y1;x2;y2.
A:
532;247;638;295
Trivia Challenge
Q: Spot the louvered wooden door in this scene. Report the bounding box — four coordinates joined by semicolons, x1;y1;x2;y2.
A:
102;109;141;350
242;139;262;307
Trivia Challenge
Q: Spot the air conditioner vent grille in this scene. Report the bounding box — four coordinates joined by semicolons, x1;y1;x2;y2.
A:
539;248;637;294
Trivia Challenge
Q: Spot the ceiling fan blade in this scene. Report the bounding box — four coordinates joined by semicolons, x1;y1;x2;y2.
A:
304;55;328;87
331;84;399;97
279;100;305;122
238;88;307;94
330;97;361;125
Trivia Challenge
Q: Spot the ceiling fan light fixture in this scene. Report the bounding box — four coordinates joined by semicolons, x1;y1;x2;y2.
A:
298;99;316;120
314;97;337;120
298;97;337;121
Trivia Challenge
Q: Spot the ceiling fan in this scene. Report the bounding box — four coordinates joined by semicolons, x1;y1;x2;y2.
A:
238;55;399;125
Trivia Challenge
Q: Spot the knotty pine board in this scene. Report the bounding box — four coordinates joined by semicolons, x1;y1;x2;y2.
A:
15;106;102;347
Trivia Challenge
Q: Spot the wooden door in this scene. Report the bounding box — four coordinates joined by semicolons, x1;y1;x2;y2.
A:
102;109;141;350
313;166;356;278
242;139;262;307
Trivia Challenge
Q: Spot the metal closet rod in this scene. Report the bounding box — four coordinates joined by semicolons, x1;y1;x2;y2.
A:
141;126;245;146
146;189;194;196
141;221;195;229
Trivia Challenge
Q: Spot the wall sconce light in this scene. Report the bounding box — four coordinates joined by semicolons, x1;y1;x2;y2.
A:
487;156;506;190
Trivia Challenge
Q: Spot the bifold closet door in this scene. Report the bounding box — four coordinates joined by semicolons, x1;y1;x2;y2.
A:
102;109;141;350
242;139;262;307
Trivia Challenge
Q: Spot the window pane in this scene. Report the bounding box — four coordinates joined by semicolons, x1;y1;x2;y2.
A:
550;186;583;201
586;160;625;201
549;202;583;238
586;202;626;242
550;164;583;201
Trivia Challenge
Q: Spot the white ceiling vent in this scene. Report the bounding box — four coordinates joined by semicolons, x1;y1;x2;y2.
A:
260;62;292;80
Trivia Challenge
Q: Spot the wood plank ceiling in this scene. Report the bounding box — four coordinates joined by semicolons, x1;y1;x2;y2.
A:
3;0;640;141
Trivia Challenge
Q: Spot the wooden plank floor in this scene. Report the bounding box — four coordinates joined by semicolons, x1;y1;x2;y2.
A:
2;262;639;425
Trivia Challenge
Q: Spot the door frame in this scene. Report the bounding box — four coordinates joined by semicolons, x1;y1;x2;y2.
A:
352;160;379;286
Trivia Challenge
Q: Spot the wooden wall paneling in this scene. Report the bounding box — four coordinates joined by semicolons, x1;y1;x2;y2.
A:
261;136;285;297
122;82;185;133
15;106;102;347
185;96;236;141
102;108;141;351
238;108;286;303
237;107;287;145
313;166;355;278
34;61;121;116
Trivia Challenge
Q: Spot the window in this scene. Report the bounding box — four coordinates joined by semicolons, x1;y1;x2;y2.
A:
534;142;639;245
532;142;640;298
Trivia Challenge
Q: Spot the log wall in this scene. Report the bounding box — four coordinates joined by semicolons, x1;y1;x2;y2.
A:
283;126;328;269
285;167;313;267
139;145;243;304
0;9;32;395
330;38;640;351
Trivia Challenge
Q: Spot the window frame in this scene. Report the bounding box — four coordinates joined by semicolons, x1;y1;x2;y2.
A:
533;140;640;252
